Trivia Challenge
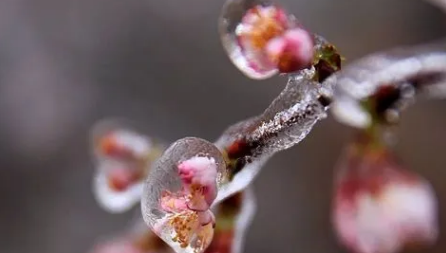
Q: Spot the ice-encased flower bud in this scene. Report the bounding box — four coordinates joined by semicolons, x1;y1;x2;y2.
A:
265;28;314;73
178;156;218;210
332;137;438;253
91;119;154;165
219;0;314;79
142;137;227;253
90;119;166;213
93;167;145;213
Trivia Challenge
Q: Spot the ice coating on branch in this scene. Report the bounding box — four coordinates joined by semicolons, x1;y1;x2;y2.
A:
142;137;227;253
329;40;446;128
253;70;328;151
204;189;256;253
219;0;314;79
230;188;256;253
214;69;330;203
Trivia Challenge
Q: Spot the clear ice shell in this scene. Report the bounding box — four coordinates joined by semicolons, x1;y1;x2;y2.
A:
328;40;446;128
93;168;144;213
231;188;257;253
213;73;326;203
141;137;227;253
90;118;154;165
219;0;296;79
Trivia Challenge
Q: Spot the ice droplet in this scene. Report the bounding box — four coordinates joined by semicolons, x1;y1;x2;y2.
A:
142;137;227;253
90;119;155;166
93;166;145;213
90;119;165;213
219;0;314;79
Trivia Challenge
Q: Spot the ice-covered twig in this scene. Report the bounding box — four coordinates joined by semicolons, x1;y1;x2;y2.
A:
229;187;256;253
214;64;336;202
141;5;343;251
203;188;256;253
329;39;446;128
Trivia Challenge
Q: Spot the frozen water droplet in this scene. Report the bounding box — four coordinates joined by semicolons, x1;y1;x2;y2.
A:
93;165;144;213
142;137;227;253
219;0;314;79
90;119;155;166
90;119;166;213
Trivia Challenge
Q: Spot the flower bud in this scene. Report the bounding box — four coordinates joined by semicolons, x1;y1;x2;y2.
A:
332;137;438;253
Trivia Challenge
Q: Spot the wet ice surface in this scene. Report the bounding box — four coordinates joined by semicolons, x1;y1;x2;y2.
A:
141;23;340;252
329;39;446;128
230;188;256;253
213;70;329;203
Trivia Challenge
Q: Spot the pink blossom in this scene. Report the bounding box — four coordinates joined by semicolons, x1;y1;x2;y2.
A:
234;5;314;76
198;210;216;226
98;130;151;163
160;191;188;213
265;28;314;73
178;156;218;209
333;142;438;253
107;167;140;192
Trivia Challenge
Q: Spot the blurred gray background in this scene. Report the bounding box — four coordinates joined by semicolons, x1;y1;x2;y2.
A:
0;0;445;253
